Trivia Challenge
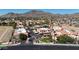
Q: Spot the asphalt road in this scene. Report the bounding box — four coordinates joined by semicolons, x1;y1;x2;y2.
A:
27;28;41;42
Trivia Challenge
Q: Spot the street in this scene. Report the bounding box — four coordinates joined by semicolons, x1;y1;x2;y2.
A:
27;27;41;43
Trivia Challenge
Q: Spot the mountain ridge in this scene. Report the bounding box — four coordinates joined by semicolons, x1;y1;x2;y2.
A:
0;10;79;19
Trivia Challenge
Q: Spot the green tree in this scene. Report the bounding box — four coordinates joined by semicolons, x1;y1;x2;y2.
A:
2;22;7;26
19;33;27;41
57;35;75;44
9;22;17;29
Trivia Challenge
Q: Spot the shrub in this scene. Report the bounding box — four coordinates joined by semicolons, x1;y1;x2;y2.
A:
57;35;75;44
40;36;52;43
9;22;17;29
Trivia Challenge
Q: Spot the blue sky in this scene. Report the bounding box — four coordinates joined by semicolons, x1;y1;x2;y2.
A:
0;9;79;15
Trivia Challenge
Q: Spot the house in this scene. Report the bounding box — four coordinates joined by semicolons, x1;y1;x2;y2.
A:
37;27;51;34
13;21;28;37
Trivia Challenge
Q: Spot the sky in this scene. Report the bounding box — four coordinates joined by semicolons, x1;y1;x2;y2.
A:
0;9;79;15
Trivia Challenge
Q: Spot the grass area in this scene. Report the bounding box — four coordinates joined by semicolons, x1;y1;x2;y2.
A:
39;36;53;43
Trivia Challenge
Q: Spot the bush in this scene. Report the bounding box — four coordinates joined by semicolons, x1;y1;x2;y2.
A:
19;33;27;41
9;22;17;29
57;35;75;44
2;22;7;26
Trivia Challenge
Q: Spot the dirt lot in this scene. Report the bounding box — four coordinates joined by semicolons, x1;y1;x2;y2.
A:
0;26;13;43
62;24;79;32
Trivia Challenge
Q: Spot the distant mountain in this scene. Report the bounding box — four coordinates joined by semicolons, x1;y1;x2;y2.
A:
0;10;54;18
0;10;79;19
0;12;21;18
22;10;53;17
